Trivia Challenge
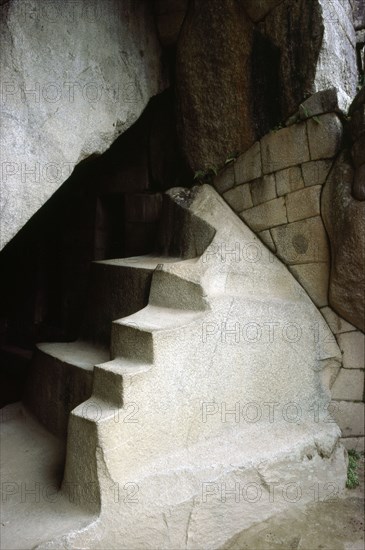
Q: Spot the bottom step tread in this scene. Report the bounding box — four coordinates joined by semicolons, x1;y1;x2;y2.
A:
37;341;109;371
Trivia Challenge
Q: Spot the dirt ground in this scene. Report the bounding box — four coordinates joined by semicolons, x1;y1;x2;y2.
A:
222;456;364;550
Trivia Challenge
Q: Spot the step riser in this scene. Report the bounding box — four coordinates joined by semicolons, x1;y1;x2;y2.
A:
156;194;215;259
149;270;208;311
111;323;154;363
80;264;153;347
24;349;93;438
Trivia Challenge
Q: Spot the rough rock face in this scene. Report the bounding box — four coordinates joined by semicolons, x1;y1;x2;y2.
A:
353;0;365;29
263;0;324;118
176;0;255;172
176;0;357;173
322;152;365;332
243;0;284;22
314;0;357;110
154;0;188;47
263;0;356;115
349;86;365;200
0;0;166;250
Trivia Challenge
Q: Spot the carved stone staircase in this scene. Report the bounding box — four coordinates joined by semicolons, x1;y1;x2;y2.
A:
1;185;347;550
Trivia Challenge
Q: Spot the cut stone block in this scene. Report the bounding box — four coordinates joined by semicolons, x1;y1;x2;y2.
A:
331;368;364;401
307;114;343;160
321;359;341;391
331;401;365;437
258;230;276;252
275;166;304;196
337;331;365;369
340;437;365;452
289;262;329;307
271;217;330;265
261;123;310;174
239;197;287;232
320;307;357;335
234;141;262;184
223;184;253;212
250;174;276;205
301;160;333;187
213;164;235;194
286;185;322;222
298;89;339;120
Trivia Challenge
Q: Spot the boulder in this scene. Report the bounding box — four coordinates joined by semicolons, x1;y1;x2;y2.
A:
154;0;188;47
322;152;365;332
314;0;357;111
263;0;324;117
176;0;357;173
243;0;284;22
0;0;166;250
176;0;255;172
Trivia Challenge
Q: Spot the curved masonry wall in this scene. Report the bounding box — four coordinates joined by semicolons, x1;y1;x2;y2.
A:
213;89;365;451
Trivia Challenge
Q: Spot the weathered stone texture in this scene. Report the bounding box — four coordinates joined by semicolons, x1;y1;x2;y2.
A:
258;229;276;252
175;0;357;174
243;0;284;22
331;369;364;401
250;174;276;205
0;0;165;250
223;184;253;213
322;153;365;331
307;114;343;160
154;0;188;46
261;124;310;174
332;401;364;437
353;163;365;200
176;0;255;172
352;134;365;167
302;160;333;187
275;166;304;196
350;105;365;142
337;332;365;369
271;217;329;265
341;437;365;452
213;164;235;194
315;0;357;111
320;307;357;335
286;185;322;222
298;88;340;120
263;0;324;117
353;0;365;30
290;263;329;307
240;197;287;232
234;142;262;184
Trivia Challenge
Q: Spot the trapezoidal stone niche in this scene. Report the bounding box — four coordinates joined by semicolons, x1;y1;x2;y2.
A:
9;184;347;550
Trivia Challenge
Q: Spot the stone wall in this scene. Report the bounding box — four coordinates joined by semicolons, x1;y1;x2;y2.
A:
213;88;365;451
0;0;166;250
175;0;357;173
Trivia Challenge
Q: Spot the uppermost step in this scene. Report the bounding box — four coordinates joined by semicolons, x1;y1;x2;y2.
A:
155;190;216;259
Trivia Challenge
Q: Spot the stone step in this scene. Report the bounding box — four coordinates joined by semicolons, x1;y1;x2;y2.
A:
148;266;209;310
80;255;181;347
155;190;216;259
92;358;151;405
0;403;93;549
25;341;109;438
111;305;205;361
